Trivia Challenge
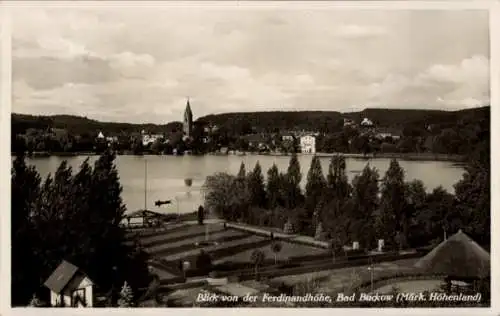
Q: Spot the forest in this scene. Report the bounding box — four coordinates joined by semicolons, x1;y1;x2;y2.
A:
11;106;489;157
203;131;490;253
11;150;153;307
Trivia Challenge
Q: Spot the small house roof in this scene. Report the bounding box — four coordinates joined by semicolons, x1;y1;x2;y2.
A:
44;260;84;294
414;230;490;278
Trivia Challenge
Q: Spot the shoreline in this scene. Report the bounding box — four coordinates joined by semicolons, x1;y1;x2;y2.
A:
13;151;466;163
313;152;465;163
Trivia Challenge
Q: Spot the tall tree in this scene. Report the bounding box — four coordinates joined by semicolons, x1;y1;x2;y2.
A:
203;172;251;221
284;153;303;209
417;186;456;245
304;156;326;235
12;151;151;306
305;156;326;209
247;161;267;208
348;164;380;249
237;161;246;179
266;163;282;209
377;159;406;249
32;162;76;281
454;125;490;249
67;159;94;268
404;179;429;247
325;155;351;204
77;151;150;296
11;154;42;306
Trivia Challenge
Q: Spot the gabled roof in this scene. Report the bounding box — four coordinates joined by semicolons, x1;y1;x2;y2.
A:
44;260;80;294
414;230;490;278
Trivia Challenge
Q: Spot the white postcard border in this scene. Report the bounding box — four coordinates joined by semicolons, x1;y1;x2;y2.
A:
1;1;498;315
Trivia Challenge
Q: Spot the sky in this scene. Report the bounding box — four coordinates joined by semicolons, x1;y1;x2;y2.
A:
11;5;490;124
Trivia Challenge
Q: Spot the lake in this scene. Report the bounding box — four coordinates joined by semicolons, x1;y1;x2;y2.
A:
25;154;465;215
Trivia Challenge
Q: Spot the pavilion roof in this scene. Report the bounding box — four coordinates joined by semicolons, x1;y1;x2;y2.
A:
414;230;490;278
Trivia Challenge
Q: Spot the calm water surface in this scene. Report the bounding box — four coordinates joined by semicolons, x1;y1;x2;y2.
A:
26;155;465;215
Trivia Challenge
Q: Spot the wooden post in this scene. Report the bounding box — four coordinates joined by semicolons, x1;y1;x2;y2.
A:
144;159;148;211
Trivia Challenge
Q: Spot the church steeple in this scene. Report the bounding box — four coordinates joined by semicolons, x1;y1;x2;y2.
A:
183;98;193;137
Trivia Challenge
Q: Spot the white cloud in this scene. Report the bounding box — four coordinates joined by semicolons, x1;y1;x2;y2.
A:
335;24;387;39
364;55;490;109
110;52;156;69
11;7;490;123
419;55;489;85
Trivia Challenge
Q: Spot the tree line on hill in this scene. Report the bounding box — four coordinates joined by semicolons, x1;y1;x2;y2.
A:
11;106;489;157
11;149;152;307
203;134;490;252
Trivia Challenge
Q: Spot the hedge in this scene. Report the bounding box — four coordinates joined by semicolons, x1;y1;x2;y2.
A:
226;224;275;238
140;226;229;248
149;233;251;257
125;224;191;240
277;236;329;249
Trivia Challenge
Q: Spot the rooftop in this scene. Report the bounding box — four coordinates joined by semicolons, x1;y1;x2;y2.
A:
44;260;80;294
414;230;490;278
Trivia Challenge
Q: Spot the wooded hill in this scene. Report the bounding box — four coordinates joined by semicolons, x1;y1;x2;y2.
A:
199;106;489;134
12;106;489;136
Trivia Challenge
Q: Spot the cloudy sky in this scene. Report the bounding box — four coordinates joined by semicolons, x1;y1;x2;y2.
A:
11;5;490;124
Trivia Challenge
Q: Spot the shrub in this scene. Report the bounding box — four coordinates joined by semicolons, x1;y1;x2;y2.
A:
117;281;134;307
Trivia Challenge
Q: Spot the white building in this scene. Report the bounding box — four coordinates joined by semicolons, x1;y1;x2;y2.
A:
106;136;118;143
300;135;316;154
141;132;164;146
360;117;374;127
44;260;94;307
374;128;402;141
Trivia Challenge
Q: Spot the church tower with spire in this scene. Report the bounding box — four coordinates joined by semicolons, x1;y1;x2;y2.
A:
183;98;193;138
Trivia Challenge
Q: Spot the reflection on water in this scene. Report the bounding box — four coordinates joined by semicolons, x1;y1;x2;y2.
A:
25;154;465;214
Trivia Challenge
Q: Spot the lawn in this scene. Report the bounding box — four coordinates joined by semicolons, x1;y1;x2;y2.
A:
214;241;328;264
159;234;267;262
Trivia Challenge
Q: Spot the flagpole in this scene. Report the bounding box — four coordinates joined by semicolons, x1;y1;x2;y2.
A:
144;159;147;211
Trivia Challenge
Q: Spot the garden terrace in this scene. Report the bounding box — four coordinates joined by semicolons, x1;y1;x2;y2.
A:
159;234;269;262
124;223;191;240
214;241;328;265
129;224;223;247
147;230;251;256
